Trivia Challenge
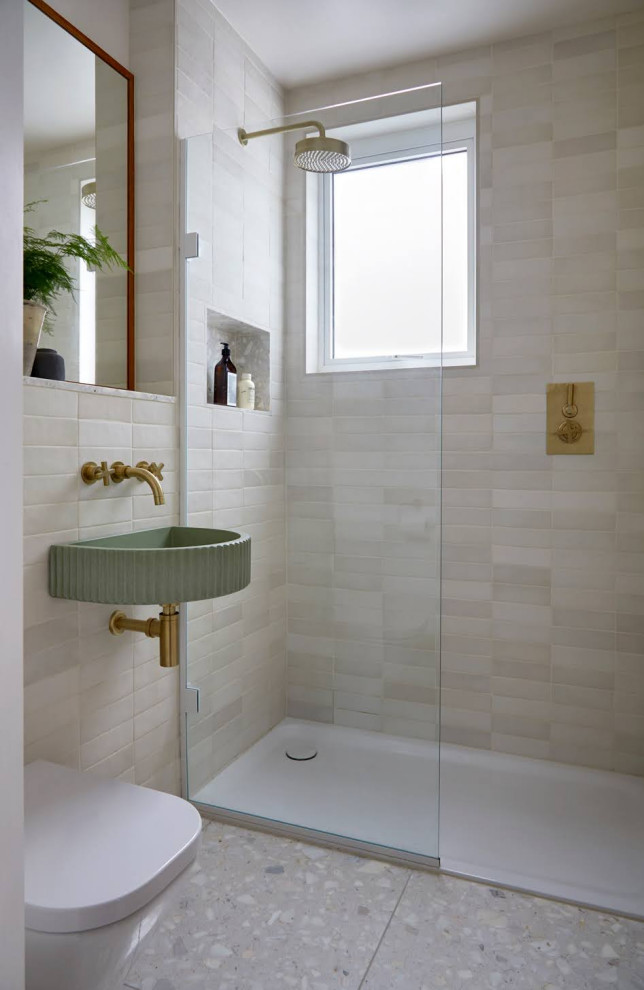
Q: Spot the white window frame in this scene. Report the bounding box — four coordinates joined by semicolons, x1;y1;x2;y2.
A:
306;112;477;374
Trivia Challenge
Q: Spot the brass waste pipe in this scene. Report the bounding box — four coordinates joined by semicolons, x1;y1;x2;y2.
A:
109;604;179;667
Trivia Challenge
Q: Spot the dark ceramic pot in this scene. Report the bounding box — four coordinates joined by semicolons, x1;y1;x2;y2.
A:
31;347;66;381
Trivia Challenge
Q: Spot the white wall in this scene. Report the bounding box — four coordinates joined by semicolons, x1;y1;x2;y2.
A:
44;0;130;65
0;0;25;983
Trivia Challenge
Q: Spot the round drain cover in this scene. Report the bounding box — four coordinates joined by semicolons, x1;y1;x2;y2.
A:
285;743;318;761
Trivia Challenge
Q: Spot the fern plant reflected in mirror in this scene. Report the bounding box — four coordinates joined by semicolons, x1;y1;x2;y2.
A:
23;201;128;379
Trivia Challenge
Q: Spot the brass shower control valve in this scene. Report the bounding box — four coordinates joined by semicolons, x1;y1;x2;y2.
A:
546;382;594;455
556;383;583;444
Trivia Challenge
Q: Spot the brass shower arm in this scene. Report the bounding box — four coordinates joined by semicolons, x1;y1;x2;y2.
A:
238;119;327;145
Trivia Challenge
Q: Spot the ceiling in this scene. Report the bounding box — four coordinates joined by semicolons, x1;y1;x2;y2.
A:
214;0;644;87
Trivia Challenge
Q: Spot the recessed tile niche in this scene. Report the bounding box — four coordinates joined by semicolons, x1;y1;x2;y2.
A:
206;310;270;411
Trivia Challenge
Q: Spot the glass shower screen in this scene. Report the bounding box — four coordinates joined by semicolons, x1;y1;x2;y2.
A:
182;81;443;865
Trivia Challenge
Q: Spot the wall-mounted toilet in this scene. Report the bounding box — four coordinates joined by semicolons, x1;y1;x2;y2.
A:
25;760;202;990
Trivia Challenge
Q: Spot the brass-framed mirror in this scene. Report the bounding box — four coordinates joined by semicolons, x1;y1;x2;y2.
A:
24;0;135;390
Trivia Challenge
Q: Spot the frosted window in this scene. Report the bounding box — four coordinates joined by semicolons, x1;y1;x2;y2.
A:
332;149;469;359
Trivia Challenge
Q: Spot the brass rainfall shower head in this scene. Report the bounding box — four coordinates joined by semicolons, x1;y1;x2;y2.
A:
238;119;351;173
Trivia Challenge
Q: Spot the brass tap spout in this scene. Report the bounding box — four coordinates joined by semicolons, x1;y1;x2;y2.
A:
110;461;165;505
125;465;165;505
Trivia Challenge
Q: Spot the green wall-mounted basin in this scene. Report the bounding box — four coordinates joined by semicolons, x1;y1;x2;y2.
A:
49;526;251;605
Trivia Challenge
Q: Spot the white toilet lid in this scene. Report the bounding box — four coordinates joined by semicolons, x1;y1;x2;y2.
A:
25;761;202;934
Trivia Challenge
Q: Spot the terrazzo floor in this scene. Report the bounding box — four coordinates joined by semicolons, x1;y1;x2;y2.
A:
193;718;644;916
121;820;644;990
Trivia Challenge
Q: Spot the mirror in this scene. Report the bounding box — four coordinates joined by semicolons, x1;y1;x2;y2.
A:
23;0;134;389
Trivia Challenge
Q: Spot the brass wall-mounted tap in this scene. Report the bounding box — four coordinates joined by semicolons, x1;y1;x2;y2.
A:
80;459;166;505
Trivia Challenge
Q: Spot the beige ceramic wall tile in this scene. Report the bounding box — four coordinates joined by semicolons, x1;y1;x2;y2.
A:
23;382;180;791
179;0;287;793
283;11;644;774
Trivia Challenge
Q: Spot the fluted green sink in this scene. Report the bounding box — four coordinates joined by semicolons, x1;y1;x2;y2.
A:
49;526;251;605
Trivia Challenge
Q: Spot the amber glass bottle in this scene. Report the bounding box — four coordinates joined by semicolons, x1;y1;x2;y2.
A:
213;342;237;406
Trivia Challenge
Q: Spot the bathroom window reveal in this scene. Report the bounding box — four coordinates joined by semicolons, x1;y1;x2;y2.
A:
308;106;476;372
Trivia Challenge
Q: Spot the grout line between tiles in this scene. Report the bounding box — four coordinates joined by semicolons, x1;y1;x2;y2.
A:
357;869;414;990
